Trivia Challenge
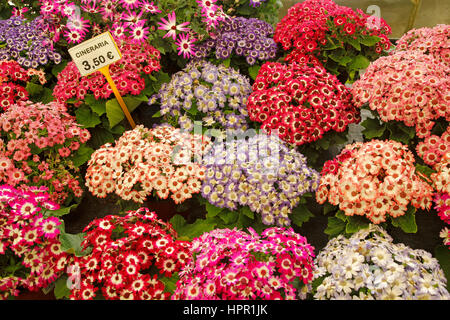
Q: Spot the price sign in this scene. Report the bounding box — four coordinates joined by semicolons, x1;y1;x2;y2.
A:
68;31;121;76
68;32;136;128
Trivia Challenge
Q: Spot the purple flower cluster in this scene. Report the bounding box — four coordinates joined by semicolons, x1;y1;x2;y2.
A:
201;134;320;227
150;60;252;131
0;16;62;68
195;17;277;65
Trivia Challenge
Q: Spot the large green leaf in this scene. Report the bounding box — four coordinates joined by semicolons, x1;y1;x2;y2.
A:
348;55;370;71
361;117;386;139
435;245;450;291
105;96;142;128
160;273;179;294
169;215;218;240
205;202;224;218
45;203;78;218
54;276;71;300
241;206;254;219
291;204;314;227
59;232;89;257
360;35;381;47
75;105;101;128
325;217;346;237
346;215;370;234
393;206;417;233
248;65;261;80
219;210;239;225
85;94;106;116
26;82;43;97
70;145;94;167
346;37;361;51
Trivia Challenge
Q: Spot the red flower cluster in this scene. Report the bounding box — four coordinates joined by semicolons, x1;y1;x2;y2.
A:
0;60;46;111
274;0;391;65
68;208;191;300
247;62;360;146
53;39;161;103
0;185;68;299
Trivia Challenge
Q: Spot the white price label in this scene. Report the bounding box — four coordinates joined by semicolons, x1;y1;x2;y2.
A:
68;31;121;76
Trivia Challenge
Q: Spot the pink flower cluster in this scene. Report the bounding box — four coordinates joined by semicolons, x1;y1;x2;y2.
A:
352;50;450;139
173;227;315;300
68;208;191;300
53;39;160;103
86;125;211;204
416;127;450;166
431;154;450;248
395;24;450;67
0;185;68;299
274;0;391;65
0;101;90;203
0;60;46;111
316;140;434;224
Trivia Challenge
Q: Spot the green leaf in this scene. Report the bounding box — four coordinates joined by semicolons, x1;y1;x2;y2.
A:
361;117;386;139
152;111;162;118
346;37;361;51
323;202;337;215
316;137;330;150
222;58;231;68
46;204;78;217
348;55;370;71
75;105;101;128
151;72;170;93
435;245;450;291
59;232;89;257
394;206;417;233
187;101;198;116
387;124;413;145
219;210;239;225
248;65;261;81
160;273;179;294
360;35;381;47
415;164;435;179
335;210;347;221
54;276;71;300
205;202;224;218
52;61;68;78
241;206;254;219
324;217;346;237
170;215;218;240
26;82;43;97
41;88;54;104
290;204;314;227
346;215;370;234
70;145;94;167
85;94;106;116
105;96;142;128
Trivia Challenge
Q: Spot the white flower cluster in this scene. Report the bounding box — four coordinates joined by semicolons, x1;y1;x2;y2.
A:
306;225;450;300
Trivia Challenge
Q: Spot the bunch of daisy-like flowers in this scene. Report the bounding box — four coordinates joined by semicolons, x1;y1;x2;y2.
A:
274;0;391;71
316;140;434;224
201;134;320;227
67;207;191;300
0;60;46;111
38;0;162;44
431;153;450;249
151;60;252;132
304;225;450;300
352;50;450;139
416;126;450;166
86;125;211;204
0;185;69;300
173;227;315;300
0;15;62;68
395;24;450;67
194;16;277;65
247;61;360;146
0;101;91;204
53;38;161;103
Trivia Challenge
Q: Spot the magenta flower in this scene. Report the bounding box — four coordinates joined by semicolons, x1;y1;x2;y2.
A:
141;0;161;14
130;21;149;43
175;33;196;59
120;0;142;10
157;11;190;41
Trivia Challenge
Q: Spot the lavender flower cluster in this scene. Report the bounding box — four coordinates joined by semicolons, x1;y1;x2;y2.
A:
303;225;450;300
201;134;320;227
0;16;61;68
150;60;252;132
194;17;277;65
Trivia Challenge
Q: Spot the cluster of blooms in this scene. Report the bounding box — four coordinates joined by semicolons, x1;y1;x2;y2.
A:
173;227;315;300
352;50;450;139
247;61;359;146
38;0;162;44
151;60;252;132
0;16;62;68
395;24;450;67
196;0;228;29
316;140;434;224
416;127;450;166
431;154;450;248
86;125;211;204
201;134;320;227
68;208;191;300
0;60;46;111
0;185;68;300
0;101;91;203
53;39;160;103
273;0;391;65
194;17;277;65
305;225;450;300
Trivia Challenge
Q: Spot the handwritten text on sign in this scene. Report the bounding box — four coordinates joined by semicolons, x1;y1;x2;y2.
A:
68;32;121;76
